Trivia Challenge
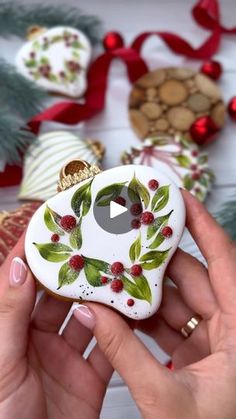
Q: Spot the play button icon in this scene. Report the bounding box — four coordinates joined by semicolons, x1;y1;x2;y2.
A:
110;201;128;219
93;185;142;235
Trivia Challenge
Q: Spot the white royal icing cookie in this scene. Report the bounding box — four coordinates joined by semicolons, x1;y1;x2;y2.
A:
122;135;214;202
15;26;91;97
19;131;104;202
25;164;185;320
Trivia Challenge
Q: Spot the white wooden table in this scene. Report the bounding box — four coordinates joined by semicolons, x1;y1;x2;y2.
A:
1;0;236;417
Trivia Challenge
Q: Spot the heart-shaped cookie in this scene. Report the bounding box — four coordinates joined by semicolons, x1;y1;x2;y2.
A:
25;164;185;319
15;26;91;98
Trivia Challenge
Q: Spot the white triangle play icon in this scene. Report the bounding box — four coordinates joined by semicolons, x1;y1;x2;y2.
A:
110;201;128;219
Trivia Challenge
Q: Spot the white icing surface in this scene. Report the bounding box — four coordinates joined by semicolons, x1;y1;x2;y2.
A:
19;131;101;201
25;165;185;319
15;26;91;97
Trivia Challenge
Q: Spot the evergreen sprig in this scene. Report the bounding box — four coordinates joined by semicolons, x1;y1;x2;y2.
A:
216;199;236;241
0;2;102;44
0;111;34;164
0;59;48;119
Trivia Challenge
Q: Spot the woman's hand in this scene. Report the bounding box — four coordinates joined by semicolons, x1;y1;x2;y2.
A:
0;236;112;419
75;190;236;419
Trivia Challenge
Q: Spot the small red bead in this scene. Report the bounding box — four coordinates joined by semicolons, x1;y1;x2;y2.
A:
127;298;135;307
111;262;124;276
111;279;123;293
51;233;60;242
130;264;142;277
130;202;142;216
140;211;154;225
161;226;173;238
191;149;199;157
131;219;141;229
190;164;198;171
69;255;84;271
101;276;109;284
114;196;126;206
200;60;222;81
60;215;77;232
228;97;236;121
148;179;159;190
192;171;201;180
103;31;124;52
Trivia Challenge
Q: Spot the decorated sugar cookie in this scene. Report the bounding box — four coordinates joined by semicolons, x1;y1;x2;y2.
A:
15;26;91;97
129;66;225;141
19;131;104;202
122;135;214;202
25;161;185;320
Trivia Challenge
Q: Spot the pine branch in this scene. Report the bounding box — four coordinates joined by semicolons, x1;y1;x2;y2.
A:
0;111;34;165
216;199;236;241
0;59;48;120
0;2;102;44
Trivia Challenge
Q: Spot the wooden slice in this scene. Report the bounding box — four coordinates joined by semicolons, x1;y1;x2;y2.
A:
211;103;226;127
140;102;162;120
167;107;195;131
187;93;211;112
129;110;149;139
136;69;166;88
195;74;221;100
129;87;146;107
166;67;195;80
155;118;169;131
159;80;188;105
146;87;157;100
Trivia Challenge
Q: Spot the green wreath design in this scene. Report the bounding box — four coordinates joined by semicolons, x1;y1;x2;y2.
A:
33;174;174;304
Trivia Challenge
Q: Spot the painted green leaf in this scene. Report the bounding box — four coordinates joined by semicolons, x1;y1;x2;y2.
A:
44;205;64;235
151;137;169;147
71;179;93;217
69;219;82;249
57;262;79;289
195;189;205;201
183;174;194;190
33;242;72;262
72;40;83;49
179;136;192;149
199;176;208;187
129;233;141;263
204;168;215;181
140;249;170;270
175;155;191;168
148;233;165;249
84;262;103;287
128;174;150;208
83;256;110;273
151;185;169;212
40;56;49;64
198;154;208;165
147;210;173;240
25;59;37;68
122;275;152;304
95;182;126;206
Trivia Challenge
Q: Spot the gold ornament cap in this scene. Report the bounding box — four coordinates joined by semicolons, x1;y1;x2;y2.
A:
58;160;101;192
26;26;47;41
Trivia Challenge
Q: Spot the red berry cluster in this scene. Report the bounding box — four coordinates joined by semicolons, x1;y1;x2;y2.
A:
69;255;84;271
60;215;77;232
130;179;160;230
51;233;60;242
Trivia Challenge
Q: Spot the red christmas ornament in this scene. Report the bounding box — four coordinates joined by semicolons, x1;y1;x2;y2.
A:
103;31;124;51
200;60;222;80
228;97;236;121
190;116;219;145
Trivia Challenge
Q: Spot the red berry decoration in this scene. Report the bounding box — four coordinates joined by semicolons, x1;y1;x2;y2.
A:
148;179;159;190
140;211;154;225
103;31;124;52
200;60;222;81
131;219;141;229
190;116;219;146
127;299;135;307
111;279;123;293
191;150;199;157
111;261;124;276
101;276;109;284
130;202;142;216
114;196;126;206
161;226;173;238
60;215;76;232
130;264;142;277
69;255;84;271
51;233;60;242
228;97;236;121
191;171;201;180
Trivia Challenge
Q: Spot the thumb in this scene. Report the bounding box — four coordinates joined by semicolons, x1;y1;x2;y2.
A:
74;303;171;396
0;247;36;366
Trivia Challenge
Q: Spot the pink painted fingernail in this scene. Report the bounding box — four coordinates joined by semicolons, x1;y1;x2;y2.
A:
9;257;27;287
73;305;95;330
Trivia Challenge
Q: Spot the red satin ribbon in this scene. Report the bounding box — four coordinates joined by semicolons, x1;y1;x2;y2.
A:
2;0;236;186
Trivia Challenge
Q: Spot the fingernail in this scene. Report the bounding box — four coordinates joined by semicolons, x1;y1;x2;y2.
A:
73;305;95;330
9;257;27;287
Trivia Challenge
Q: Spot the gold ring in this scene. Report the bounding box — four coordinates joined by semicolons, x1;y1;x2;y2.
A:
181;315;201;338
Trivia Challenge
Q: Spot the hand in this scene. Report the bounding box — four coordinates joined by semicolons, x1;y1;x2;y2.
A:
0;236;112;419
74;190;236;419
